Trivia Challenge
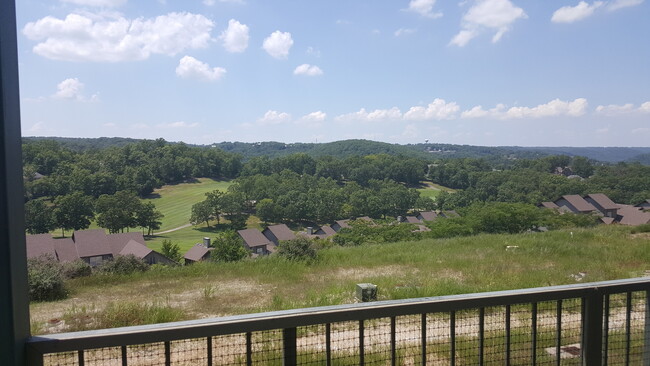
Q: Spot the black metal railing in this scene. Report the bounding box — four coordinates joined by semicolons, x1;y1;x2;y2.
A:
26;277;650;365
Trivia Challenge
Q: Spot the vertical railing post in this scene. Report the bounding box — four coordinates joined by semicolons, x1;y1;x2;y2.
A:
283;327;297;366
582;291;604;366
0;0;30;365
643;290;650;366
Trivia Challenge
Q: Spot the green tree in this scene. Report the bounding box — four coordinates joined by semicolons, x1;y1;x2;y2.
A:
25;199;56;234
211;231;248;262
136;201;164;236
53;192;95;237
205;190;225;224
256;198;281;224
95;191;141;233
190;200;213;228
160;239;182;263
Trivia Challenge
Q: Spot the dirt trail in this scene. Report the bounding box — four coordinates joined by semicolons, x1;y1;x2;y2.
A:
153;223;192;235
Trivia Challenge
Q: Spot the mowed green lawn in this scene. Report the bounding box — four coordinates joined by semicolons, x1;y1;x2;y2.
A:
417;181;455;200
147;216;264;253
143;178;231;232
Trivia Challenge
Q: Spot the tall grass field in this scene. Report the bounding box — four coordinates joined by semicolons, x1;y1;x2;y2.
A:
31;226;650;334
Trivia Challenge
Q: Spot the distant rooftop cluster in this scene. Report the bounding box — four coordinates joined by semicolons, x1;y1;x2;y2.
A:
539;194;650;226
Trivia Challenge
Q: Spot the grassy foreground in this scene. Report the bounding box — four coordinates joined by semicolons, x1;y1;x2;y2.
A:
31;226;650;334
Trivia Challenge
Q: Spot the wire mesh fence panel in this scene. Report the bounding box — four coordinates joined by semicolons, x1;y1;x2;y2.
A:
170;337;209;365
507;303;535;365
296;324;327;365
395;315;424;365
329;320;361;365
83;346;123;366
43;351;79;366
251;329;283;365
481;306;507;366
452;308;481;365
424;312;452;364
212;333;247;365
362;317;392;365
125;342;166;366
606;291;649;365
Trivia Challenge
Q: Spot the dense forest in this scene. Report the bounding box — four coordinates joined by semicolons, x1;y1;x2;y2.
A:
22;138;650;235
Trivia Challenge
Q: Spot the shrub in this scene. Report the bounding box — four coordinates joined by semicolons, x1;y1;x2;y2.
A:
98;255;148;275
424;218;474;239
211;231;249;262
27;255;66;301
277;237;318;262
62;259;92;279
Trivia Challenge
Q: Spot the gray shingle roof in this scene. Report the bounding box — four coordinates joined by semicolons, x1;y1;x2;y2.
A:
238;228;273;249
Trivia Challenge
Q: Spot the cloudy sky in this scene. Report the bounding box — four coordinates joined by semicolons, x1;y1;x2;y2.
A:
17;0;650;146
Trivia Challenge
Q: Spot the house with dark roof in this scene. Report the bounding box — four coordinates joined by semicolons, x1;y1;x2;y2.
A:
584;193;618;218
616;206;650;226
262;224;296;245
26;229;176;266
417;211;439;222
237;228;274;255
25;233;57;259
331;220;351;232
184;244;213;265
301;225;337;240
538;202;560;210
553;195;598;215
72;229;114;266
403;216;423;224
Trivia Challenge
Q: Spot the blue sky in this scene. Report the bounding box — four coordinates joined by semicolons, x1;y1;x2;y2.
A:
16;0;650;146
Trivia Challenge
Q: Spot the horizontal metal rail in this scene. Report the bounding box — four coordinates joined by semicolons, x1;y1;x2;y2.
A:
26;277;650;365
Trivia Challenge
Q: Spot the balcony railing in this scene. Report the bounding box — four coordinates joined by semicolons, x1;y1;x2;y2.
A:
26;277;650;365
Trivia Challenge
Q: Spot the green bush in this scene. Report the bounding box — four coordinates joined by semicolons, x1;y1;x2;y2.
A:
160;239;182;263
98;255;148;275
211;231;249;262
62;259;92;279
28;255;67;302
424;217;474;239
277;237;318;262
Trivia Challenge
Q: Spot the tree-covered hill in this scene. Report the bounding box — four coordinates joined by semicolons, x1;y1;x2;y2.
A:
22;137;650;163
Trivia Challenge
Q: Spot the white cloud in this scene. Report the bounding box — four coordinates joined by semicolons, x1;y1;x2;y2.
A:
595;103;635;115
301;111;327;122
175;56;226;81
607;0;644;11
404;0;443;18
52;77;98;101
203;0;215;5
404;99;460;120
103;122;116;127
632;127;650;134
219;19;249;53
639;101;650;113
394;28;416;37
23;12;214;62
551;1;604;23
53;78;85;99
504;98;588;118
60;0;126;7
461;99;588;119
460;104;506;118
298;111;327;127
450;0;527;47
293;64;323;76
262;31;293;59
258;110;292;125
336;107;402;122
158;121;199;128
